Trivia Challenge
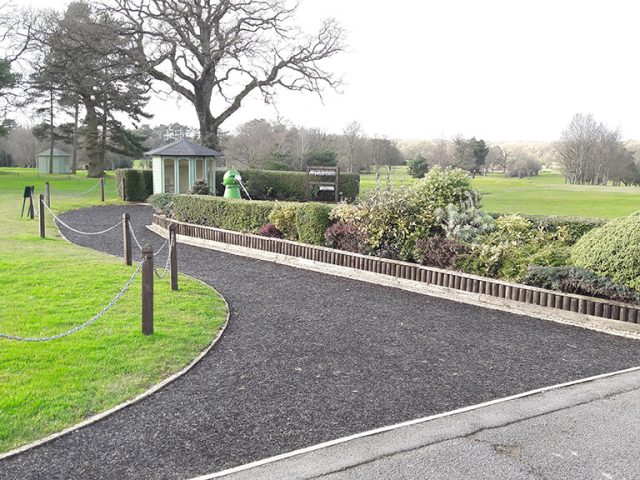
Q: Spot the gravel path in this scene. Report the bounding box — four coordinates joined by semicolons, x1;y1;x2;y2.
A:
3;204;640;480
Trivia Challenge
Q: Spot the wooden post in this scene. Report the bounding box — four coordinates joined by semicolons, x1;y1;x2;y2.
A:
29;188;35;219
100;178;105;202
39;194;45;238
45;182;51;207
169;223;178;291
122;176;127;201
123;213;132;266
142;244;154;336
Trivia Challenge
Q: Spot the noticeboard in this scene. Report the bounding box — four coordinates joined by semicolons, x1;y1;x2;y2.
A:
306;166;340;203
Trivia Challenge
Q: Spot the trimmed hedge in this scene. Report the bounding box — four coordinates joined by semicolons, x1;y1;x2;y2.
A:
214;169;360;202
149;194;332;244
571;212;640;290
488;213;607;244
524;266;640;304
115;168;153;201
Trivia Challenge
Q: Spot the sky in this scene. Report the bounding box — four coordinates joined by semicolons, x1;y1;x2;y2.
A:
19;0;640;141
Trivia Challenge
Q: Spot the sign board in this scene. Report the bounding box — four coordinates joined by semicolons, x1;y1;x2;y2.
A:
306;166;340;203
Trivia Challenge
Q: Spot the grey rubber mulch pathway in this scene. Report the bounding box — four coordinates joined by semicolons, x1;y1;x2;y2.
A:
2;205;640;480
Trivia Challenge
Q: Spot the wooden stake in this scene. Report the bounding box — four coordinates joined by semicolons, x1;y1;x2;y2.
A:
39;194;45;238
142;244;154;336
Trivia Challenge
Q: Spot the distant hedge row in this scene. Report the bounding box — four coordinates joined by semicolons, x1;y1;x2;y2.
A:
488;212;608;243
213;169;360;202
115;169;153;201
150;194;332;245
117;168;360;203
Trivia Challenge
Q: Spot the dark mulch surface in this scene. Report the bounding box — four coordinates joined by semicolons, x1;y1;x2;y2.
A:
3;205;640;480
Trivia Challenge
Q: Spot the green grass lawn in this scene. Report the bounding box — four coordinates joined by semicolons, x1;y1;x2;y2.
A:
359;168;640;218
0;168;227;453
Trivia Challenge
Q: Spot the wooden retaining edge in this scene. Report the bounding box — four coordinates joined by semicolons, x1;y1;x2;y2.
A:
153;215;640;329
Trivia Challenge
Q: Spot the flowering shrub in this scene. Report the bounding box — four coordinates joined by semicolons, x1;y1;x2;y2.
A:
258;223;283;239
324;222;367;254
414;236;467;269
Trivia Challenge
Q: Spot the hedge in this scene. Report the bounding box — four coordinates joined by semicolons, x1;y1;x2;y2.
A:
571;212;640;290
488;213;607;243
115;168;153;201
149;194;332;244
213;169;360;202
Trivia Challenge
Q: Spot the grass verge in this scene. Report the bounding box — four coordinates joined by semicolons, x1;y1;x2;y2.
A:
0;168;227;452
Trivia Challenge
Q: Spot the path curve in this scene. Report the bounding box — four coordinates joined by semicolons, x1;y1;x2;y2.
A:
2;205;640;480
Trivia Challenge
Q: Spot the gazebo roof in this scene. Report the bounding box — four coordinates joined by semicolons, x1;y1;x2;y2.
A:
37;148;70;157
145;138;223;157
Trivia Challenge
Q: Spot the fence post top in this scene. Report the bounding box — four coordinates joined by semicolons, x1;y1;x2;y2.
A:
123;212;130;220
39;193;44;199
142;244;154;255
169;223;177;232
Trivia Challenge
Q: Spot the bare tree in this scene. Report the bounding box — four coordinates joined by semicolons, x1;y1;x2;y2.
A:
112;0;345;149
342;120;361;173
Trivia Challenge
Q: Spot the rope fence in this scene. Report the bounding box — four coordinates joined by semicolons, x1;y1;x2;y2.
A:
3;203;181;342
0;258;146;342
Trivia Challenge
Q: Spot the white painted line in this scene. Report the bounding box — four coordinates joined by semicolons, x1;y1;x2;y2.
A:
189;365;640;479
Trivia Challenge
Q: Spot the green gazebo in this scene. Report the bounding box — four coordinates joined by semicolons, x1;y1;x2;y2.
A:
36;148;71;174
146;139;223;194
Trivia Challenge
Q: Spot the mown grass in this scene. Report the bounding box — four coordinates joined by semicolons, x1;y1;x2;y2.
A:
0;168;227;452
359;168;640;218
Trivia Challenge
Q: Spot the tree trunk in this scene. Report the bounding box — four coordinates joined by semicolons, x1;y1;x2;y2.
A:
71;99;79;174
195;85;219;149
84;100;103;178
49;88;54;175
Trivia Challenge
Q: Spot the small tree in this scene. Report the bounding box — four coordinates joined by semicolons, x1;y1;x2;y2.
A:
307;150;338;167
407;154;429;178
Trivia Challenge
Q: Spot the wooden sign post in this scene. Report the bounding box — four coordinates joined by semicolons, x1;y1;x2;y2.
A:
306;166;340;203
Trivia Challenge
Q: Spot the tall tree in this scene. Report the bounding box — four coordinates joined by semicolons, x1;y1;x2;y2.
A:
113;0;345;149
30;1;150;177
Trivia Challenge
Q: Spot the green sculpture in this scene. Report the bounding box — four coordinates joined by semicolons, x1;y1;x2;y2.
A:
223;169;242;199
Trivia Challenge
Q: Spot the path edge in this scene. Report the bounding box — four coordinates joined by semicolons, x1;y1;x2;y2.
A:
148;223;640;340
0;216;231;462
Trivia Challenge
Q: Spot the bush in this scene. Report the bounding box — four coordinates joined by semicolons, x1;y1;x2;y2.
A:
436;204;495;242
115;168;153;201
524;266;640;304
169;195;274;232
505;157;542;178
190;178;211;195
324;222;367;254
214;169;360;202
407;155;429;179
457;214;571;281
148;193;175;216
488;213;606;244
295;203;332;245
268;203;300;240
414;236;467;269
258;223;284;239
571;212;640;290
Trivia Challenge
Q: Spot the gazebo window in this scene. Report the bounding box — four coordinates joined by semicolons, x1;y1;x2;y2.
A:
178;159;189;193
164;159;175;193
195;158;204;181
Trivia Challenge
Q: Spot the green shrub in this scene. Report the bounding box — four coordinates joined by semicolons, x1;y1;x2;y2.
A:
457;214;571;281
190;179;211;195
269;203;300;240
571;212;640;290
115;168;153;201
414;236;467;269
214;169;360;202
489;213;607;244
295;203;332;245
148;193;175;216
524;266;640;304
170;195;273;232
407;154;429;179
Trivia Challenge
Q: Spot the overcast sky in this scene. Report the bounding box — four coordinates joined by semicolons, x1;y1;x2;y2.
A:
21;0;640;141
